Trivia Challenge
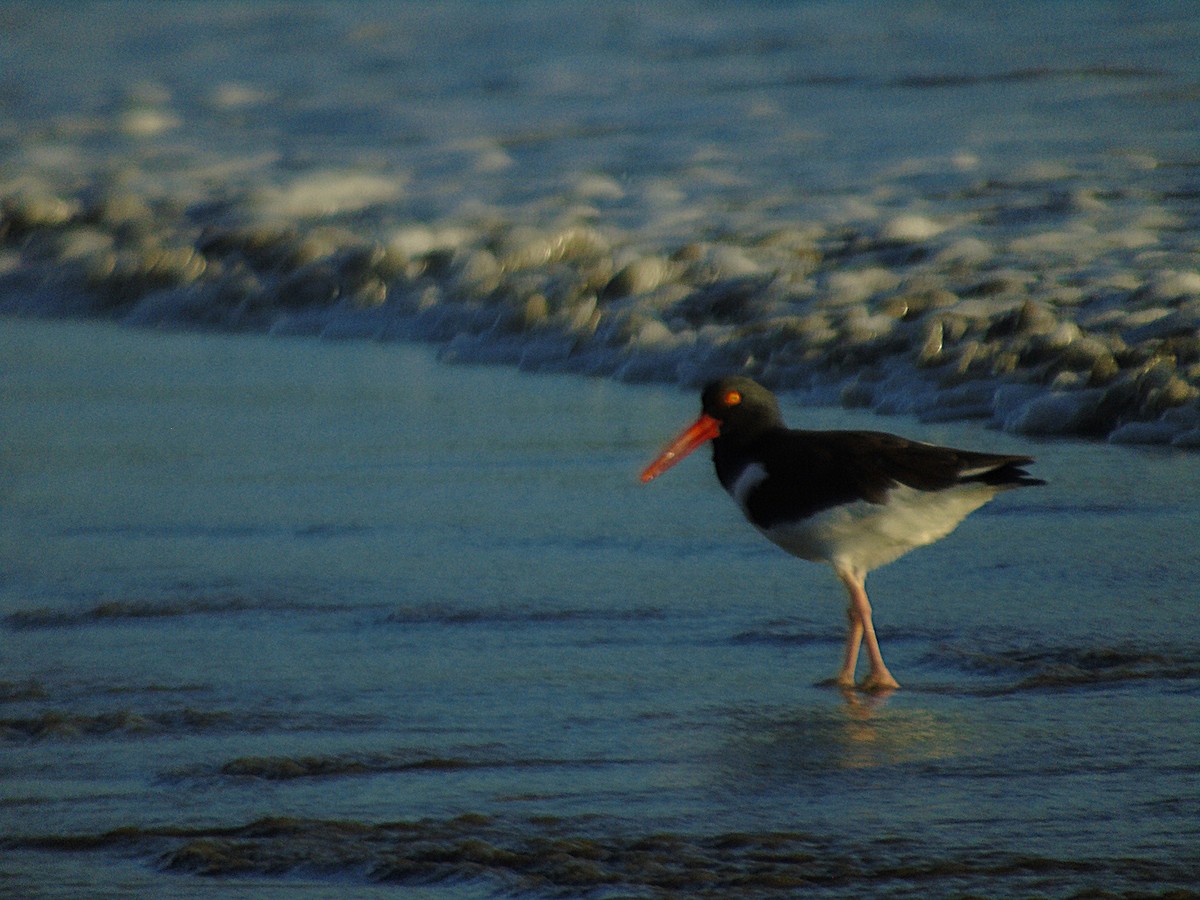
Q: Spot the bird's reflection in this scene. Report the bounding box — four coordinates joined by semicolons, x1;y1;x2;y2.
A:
716;691;961;782
839;683;894;717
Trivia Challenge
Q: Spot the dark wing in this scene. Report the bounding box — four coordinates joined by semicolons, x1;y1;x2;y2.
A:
830;430;1043;491
743;429;1042;528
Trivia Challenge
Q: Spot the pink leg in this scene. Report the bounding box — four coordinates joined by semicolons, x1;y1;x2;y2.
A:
836;606;864;687
835;566;900;691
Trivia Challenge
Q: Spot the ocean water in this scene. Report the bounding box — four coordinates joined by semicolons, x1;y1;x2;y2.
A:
2;317;1198;897
2;1;1200;896
2;2;1200;443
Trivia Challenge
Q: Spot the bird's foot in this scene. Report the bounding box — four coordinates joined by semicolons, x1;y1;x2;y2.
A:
816;671;899;692
859;671;900;693
814;671;859;690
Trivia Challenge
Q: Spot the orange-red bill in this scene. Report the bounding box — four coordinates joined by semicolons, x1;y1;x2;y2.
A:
639;413;721;483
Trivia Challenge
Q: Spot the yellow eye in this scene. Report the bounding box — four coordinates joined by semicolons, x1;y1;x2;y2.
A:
724;390;742;406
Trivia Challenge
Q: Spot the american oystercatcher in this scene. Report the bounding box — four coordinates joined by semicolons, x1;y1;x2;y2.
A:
641;376;1044;691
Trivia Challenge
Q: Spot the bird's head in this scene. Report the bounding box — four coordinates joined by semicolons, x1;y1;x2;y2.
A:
699;376;782;436
640;376;782;482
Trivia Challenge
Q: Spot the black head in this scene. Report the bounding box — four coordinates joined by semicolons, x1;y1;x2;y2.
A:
700;377;785;440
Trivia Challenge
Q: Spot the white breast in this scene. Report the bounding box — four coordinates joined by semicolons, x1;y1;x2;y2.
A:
755;482;1000;574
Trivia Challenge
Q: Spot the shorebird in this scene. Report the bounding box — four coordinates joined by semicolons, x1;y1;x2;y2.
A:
641;376;1044;691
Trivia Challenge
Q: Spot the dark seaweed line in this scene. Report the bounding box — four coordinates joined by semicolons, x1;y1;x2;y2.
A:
1;707;382;744
6;815;1197;897
4;598;667;631
703;64;1172;96
967;664;1200;697
55;522;377;541
213;752;648;781
383;603;668;627
907;663;1200;699
2;595;359;630
923;643;1200;696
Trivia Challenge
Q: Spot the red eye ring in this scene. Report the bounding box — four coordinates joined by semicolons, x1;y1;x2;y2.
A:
724;390;742;406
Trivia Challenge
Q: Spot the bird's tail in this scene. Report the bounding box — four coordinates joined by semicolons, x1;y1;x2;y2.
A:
966;458;1046;489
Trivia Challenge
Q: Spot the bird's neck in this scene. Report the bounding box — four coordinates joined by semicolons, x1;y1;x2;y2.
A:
711;427;772;488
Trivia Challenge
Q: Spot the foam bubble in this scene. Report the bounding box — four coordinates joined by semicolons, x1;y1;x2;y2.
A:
252;172;406;220
880;214;944;243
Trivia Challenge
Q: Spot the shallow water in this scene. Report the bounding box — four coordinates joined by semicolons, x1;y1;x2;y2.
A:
1;317;1197;898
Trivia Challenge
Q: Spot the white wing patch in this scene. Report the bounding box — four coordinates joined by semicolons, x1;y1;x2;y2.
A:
958;462;1004;479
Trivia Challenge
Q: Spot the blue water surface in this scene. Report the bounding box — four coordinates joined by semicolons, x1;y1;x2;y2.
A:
1;317;1196;897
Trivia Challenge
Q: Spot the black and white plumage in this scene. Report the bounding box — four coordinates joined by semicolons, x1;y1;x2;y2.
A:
641;376;1044;691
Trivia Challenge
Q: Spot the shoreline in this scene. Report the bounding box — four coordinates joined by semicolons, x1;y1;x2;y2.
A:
4;169;1199;449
